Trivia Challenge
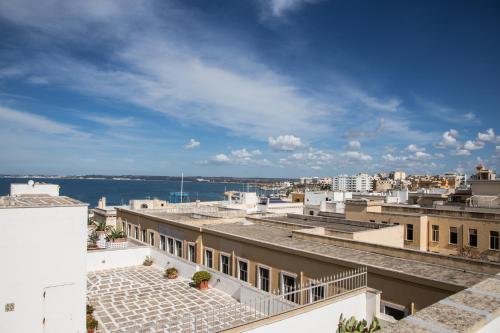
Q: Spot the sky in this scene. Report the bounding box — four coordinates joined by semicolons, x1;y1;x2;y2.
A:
0;0;499;177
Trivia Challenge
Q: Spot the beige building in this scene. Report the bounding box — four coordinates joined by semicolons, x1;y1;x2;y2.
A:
116;206;499;319
344;199;500;261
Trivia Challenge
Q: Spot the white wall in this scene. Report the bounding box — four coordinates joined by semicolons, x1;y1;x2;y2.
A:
10;183;60;196
0;205;87;333
245;291;376;333
87;246;150;271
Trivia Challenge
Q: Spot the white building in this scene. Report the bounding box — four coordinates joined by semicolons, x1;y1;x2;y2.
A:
10;180;60;197
333;174;373;192
0;182;88;333
304;191;352;215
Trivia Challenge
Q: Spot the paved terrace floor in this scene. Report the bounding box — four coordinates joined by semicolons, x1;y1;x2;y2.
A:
205;222;490;288
87;266;259;333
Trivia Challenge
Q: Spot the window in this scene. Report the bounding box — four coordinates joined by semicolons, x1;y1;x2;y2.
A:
469;229;478;247
167;238;174;254
160;235;166;251
369;220;375;223
490;231;499;250
204;249;213;268
432;225;439;242
149;232;155;246
310;282;325;302
175;240;182;257
122;221;126;232
188;243;196;263
238;260;248;282
281;272;297;303
134;226;139;239
309;211;314;216
449;227;458;245
141;229;146;242
127;224;131;236
220;254;230;275
257;266;270;292
406;224;413;241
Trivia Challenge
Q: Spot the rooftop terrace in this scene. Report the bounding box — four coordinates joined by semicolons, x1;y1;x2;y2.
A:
0;194;87;208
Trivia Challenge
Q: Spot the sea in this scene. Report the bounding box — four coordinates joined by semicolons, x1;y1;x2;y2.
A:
0;177;253;207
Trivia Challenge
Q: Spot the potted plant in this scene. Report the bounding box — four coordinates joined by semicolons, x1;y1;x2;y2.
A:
86;314;98;333
336;314;380;333
165;267;178;279
143;256;153;266
94;221;109;238
87;231;98;250
106;227;127;243
192;271;211;289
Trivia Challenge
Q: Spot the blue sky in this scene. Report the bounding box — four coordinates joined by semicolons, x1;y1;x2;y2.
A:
0;0;499;177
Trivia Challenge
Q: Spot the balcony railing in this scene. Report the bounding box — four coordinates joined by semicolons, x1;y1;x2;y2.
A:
145;266;367;333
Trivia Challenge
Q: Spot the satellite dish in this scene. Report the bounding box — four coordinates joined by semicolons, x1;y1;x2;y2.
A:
28;180;35;186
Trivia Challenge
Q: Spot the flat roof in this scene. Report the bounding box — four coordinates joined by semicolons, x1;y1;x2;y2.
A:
262;215;390;233
381;273;500;333
0;195;87;208
204;222;491;288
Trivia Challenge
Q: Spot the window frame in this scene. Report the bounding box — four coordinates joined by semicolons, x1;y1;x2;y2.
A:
160;234;166;251
175;239;183;257
167;237;174;254
219;252;231;275
469;228;478;248
449;226;458;245
431;225;439;242
256;264;271;292
188;242;196;263
406;224;414;241
204;248;214;269
490;231;499;250
149;231;155;246
134;226;139;239
280;271;298;303
237;258;249;282
141;229;147;243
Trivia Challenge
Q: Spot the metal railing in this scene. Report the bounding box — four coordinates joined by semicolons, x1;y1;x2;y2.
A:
139;266;367;333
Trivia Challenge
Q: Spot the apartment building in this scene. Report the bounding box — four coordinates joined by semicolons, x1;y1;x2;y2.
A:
333;174;373;192
0;182;88;333
116;205;499;320
344;199;500;261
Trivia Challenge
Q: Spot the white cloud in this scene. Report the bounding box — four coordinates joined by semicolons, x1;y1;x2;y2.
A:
0;106;84;137
382;154;399;162
348;140;361;150
451;149;471;156
342;151;372;161
251;149;262;155
409;151;432;160
231;148;253;159
435;129;459;148
477;128;496;142
463;140;485;151
268;135;304;151
210;153;231;164
260;0;318;17
496;146;500;151
434;153;445;158
404;144;425;153
184;138;200;149
464;112;476;121
80;114;136;127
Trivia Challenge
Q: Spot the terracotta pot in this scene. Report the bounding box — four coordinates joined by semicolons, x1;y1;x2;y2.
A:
96;230;106;237
197;280;209;289
143;261;153;266
113;237;127;243
167;274;177;279
87;329;95;333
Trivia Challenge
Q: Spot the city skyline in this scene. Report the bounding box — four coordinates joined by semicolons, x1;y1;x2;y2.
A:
0;0;499;177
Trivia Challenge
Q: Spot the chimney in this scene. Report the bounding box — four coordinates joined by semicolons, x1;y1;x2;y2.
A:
98;197;106;209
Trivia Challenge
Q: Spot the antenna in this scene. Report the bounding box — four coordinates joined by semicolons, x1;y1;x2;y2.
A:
180;172;184;203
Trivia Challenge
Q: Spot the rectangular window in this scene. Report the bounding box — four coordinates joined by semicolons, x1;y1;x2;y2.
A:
310;282;325;302
490;231;499;250
281;273;297;303
149;232;155;246
160;235;166;251
450;227;458;245
220;254;230;275
469;229;478;247
258;266;270;292
141;229;146;242
204;249;213;268
238;260;248;282
167;238;174;254
432;225;439;242
127;224;131;236
188;244;196;263
175;240;182;257
134;226;139;239
406;224;413;241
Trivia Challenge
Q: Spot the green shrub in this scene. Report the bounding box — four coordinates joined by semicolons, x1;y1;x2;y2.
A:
105;227;127;242
337;314;380;333
192;271;211;284
166;267;178;276
86;304;94;315
86;314;98;329
94;221;110;232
